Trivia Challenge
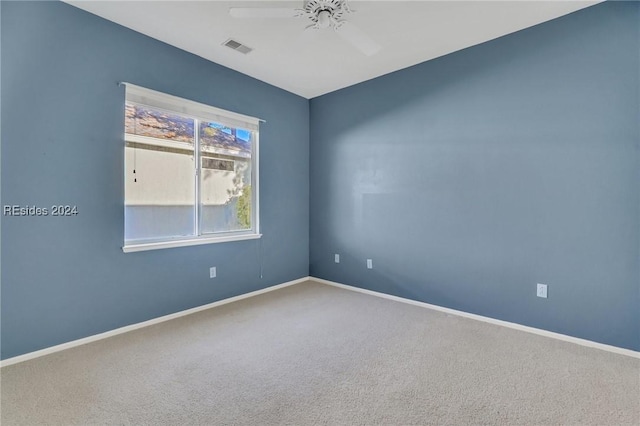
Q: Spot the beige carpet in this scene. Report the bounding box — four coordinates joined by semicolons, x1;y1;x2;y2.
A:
1;280;639;425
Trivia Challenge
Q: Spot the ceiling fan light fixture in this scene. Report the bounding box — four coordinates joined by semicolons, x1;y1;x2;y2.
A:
317;10;332;29
229;0;381;56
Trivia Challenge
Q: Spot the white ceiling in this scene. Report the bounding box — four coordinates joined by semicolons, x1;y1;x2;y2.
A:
64;1;601;99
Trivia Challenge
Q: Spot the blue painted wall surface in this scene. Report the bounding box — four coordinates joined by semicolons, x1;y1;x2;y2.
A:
310;2;639;351
1;1;309;359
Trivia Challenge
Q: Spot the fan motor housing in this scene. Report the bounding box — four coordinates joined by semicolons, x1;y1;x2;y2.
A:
303;0;349;25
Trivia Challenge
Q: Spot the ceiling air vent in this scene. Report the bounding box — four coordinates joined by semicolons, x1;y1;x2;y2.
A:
223;39;253;54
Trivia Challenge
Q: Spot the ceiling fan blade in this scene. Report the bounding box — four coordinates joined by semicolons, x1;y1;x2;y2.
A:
335;21;381;56
229;8;298;19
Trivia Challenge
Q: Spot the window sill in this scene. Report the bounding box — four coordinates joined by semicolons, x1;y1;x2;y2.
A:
122;233;262;253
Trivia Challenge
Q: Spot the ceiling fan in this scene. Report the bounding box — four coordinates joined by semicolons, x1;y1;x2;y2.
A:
229;0;381;56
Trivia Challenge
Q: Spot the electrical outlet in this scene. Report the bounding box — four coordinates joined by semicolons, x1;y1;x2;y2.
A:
537;283;547;298
210;267;217;278
334;254;340;263
367;259;373;269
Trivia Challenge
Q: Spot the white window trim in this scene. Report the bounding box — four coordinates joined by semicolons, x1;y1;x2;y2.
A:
121;83;262;253
122;233;262;253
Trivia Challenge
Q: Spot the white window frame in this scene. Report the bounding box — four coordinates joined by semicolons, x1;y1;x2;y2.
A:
121;83;261;253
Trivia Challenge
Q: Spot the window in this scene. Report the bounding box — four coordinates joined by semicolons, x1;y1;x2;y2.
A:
122;83;260;252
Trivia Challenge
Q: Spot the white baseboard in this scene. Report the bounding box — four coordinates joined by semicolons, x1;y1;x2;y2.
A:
0;276;310;368
3;275;637;367
311;277;640;359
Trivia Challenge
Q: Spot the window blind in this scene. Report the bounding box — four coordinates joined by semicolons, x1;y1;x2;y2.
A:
121;82;261;131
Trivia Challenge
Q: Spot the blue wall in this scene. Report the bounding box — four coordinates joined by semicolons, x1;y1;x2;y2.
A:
1;1;309;359
310;2;639;351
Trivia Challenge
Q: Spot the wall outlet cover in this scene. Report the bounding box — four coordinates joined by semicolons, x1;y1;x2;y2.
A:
537;283;548;298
